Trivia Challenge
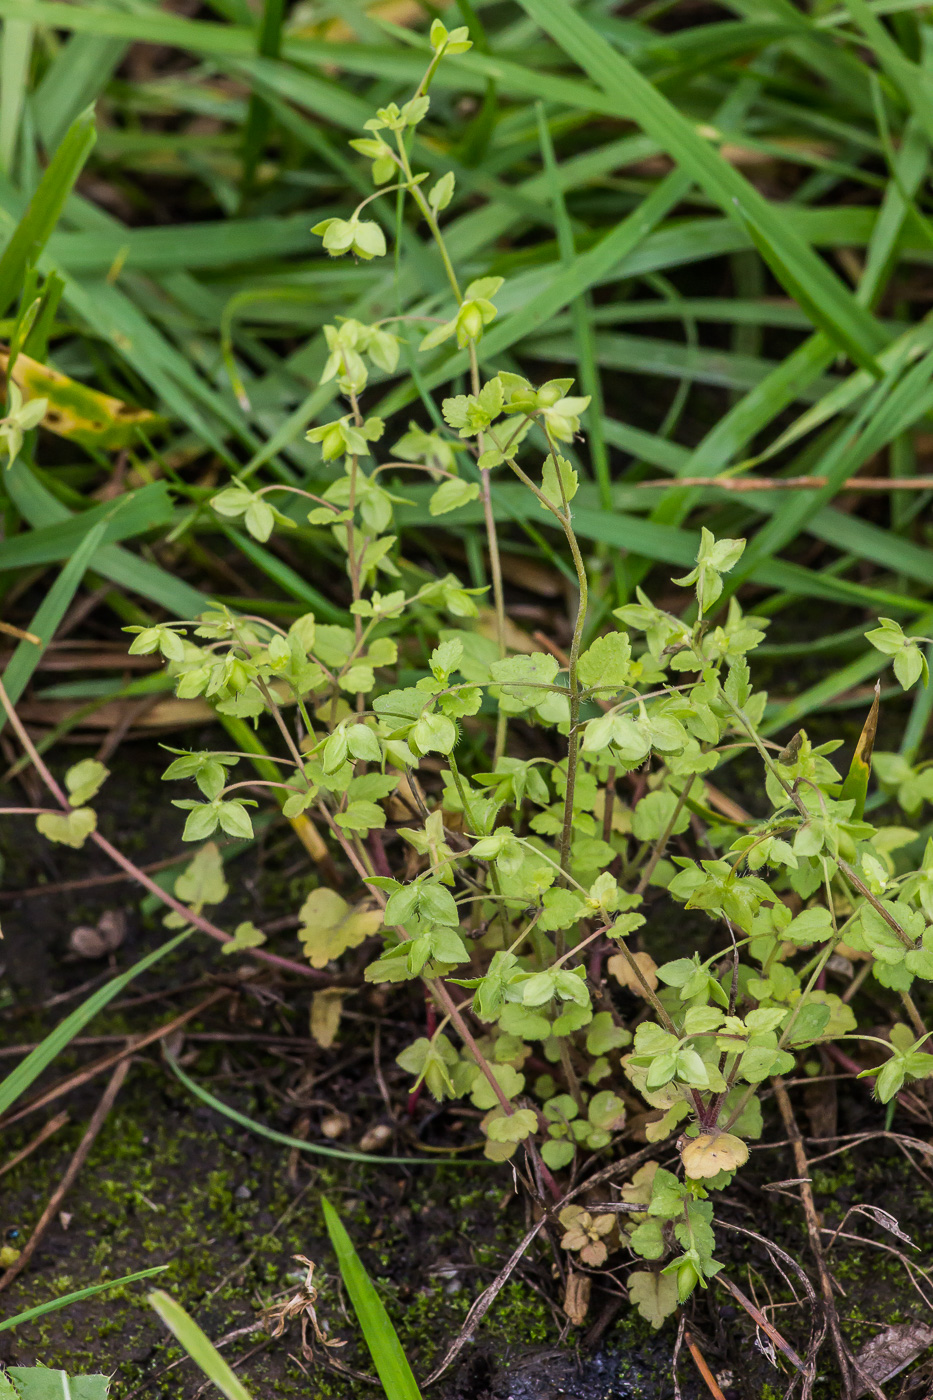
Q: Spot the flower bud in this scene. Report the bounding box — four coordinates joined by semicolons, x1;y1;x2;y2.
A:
321;423;345;460
537;382;565;408
456;300;486;346
676;1259;700;1302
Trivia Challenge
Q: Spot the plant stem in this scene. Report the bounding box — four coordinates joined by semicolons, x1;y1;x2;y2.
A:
393;131;508;757
713;665;917;950
635;775;696;896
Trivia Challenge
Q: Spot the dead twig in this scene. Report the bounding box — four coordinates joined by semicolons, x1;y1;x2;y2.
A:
0;1110;69;1179
635;473;933;492
0;621;40;643
717;1274;808;1373
0;991;229;1129
672;1312;686;1400
0;1058;130;1292
421;1216;550;1386
772;1076;885;1400
683;1329;727;1400
0;854;192;901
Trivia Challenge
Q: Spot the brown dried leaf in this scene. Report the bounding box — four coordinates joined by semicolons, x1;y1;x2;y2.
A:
608;950;659;995
580;1239;608;1267
854;1321;933;1394
310;989;344;1049
562;1270;591;1326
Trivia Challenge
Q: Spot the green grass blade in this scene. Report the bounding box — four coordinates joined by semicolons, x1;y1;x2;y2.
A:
321;1195;424;1400
859;116;929;308
0;104;95;316
0;513;109;721
840;0;933;145
736;203;881;374
148;1292;254;1400
750;318;933;469
165;1054;461;1166
0;1267;169;1332
0;17;32;174
33;33;126;151
534;103;610;513
723;347;933;601
0;932;192;1117
514;0;887;365
376;168;693;420
3;460;210;617
240;0;285;203
0;483;173;570
217;524;347;621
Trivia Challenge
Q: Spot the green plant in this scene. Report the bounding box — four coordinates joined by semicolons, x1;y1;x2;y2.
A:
322;1195;423;1400
147;1199;423;1400
0;1269;168;1400
149;1290;253;1400
0;1367;109;1400
0;1268;168;1335
41;27;929;1335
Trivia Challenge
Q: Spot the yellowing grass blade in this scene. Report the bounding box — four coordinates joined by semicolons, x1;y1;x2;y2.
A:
840;681;880;818
0;349;163;448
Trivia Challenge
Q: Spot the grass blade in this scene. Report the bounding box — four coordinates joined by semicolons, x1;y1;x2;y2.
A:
164;1054;464;1166
0;513;109;721
0;1267;169;1332
240;0;285;204
0;932;191;1117
0;17;32;174
514;0;887;366
0;104;95;316
3;459;210;617
0;483;173;570
322;1194;424;1400
148;1292;253;1400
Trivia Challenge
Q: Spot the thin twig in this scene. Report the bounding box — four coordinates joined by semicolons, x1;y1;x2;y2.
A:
683;1329;727;1400
716;1273;808;1372
0;1058;131;1291
421;1216;549;1386
771;1076;885;1400
0;1110;69;1179
635;473;933;492
0;677;325;981
0;991;229;1128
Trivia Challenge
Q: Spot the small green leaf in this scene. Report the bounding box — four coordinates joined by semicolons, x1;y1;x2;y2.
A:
627;1270;680;1328
64;758;109;807
36;807;96;849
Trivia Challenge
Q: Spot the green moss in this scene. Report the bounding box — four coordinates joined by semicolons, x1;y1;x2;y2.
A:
0;1068;572;1398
